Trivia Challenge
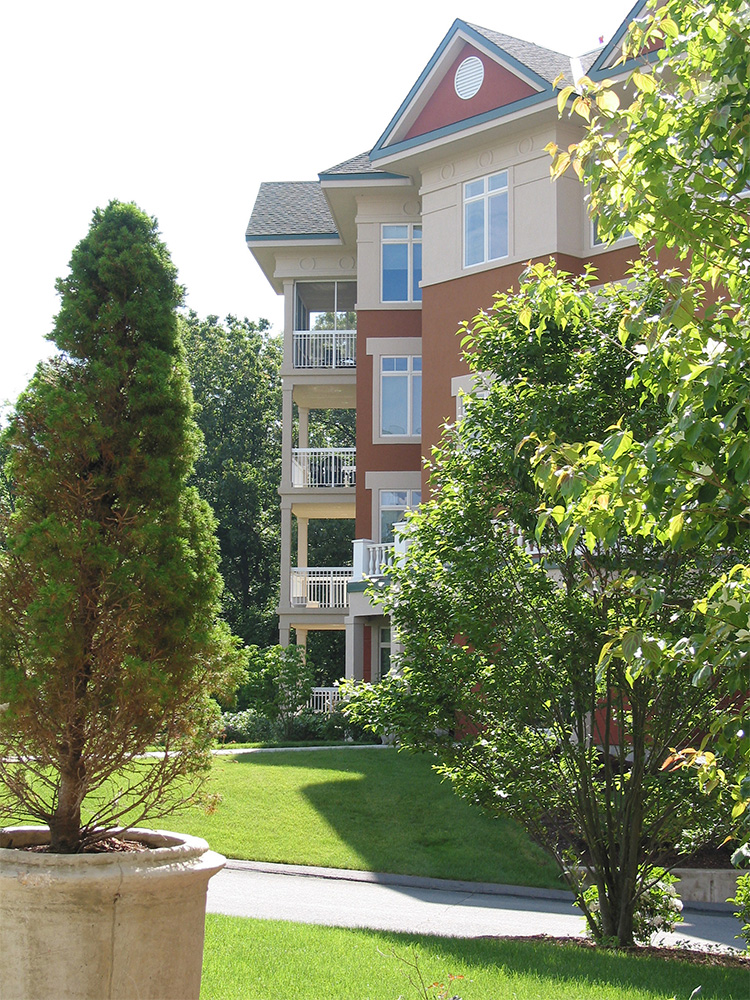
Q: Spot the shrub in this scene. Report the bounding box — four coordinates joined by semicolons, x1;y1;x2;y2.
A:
221;709;281;744
239;645;315;737
583;868;683;946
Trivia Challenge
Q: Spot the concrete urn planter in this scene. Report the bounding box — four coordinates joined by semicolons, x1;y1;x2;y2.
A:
0;826;225;1000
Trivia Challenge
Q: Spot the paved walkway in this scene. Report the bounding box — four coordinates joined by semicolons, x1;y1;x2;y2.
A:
207;860;743;952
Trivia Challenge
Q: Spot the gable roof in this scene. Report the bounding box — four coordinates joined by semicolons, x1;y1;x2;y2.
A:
245;181;338;242
370;18;575;162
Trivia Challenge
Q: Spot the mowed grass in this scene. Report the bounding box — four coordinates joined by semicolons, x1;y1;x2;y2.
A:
201;916;749;1000
176;747;560;887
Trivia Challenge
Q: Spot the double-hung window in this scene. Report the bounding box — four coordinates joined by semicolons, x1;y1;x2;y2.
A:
379;488;422;542
380;355;421;437
382;224;422;302
464;170;508;267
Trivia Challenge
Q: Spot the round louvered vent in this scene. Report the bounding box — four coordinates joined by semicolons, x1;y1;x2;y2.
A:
454;56;484;100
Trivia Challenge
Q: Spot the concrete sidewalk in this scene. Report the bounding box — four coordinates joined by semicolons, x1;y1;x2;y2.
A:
207;859;743;952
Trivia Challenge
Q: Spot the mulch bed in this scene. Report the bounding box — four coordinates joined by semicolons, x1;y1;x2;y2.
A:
480;934;749;969
25;837;148;854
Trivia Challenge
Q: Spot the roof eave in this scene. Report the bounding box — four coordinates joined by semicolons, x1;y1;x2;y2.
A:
245;233;340;245
319;173;412;187
370;90;558;164
588;45;661;82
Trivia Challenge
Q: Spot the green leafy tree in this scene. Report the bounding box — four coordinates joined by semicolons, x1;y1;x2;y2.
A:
542;0;750;839
241;644;314;737
180;312;282;648
345;265;727;947
0;202;247;853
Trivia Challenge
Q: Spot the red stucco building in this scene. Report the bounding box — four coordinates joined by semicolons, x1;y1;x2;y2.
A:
245;4;651;681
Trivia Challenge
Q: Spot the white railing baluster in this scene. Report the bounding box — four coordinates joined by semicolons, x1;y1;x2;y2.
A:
365;542;395;576
290;568;354;608
291;447;356;488
306;687;341;713
293;330;356;369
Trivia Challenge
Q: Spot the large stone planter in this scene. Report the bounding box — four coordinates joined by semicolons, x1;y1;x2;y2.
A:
0;826;225;1000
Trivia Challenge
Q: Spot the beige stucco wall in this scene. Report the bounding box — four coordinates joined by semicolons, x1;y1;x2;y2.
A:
355;189;423;311
417;116;635;287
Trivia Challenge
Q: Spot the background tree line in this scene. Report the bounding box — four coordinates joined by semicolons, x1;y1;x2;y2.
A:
180;311;351;685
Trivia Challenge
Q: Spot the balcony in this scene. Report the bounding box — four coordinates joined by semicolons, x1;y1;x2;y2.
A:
290;567;354;608
293;330;356;369
291;447;356;488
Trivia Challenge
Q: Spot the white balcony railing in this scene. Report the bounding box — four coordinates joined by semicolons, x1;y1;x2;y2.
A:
291;447;356;488
293;330;356;369
352;539;399;581
365;542;395;576
307;686;341;713
290;567;353;608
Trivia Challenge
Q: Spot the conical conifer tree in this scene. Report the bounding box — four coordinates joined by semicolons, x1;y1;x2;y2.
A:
0;201;246;852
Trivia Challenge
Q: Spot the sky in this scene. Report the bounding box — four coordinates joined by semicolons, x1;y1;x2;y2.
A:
1;0;639;416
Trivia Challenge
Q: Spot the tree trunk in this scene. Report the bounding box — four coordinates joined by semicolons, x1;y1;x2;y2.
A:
50;766;85;853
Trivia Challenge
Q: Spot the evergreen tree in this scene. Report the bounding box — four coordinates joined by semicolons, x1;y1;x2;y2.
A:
0;201;246;853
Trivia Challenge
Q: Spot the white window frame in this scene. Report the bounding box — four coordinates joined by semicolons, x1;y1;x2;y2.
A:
378;487;422;544
451;371;494;421
377;624;392;680
366;337;422;445
381;224;422;303
463;169;509;268
365;470;423;545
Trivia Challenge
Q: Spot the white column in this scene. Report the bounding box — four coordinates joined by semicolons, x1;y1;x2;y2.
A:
282;279;295;370
280;496;292;613
345;617;365;680
298;406;309;449
297;515;309;566
280;384;294;491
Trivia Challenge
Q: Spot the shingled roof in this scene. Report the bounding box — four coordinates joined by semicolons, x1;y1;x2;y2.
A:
467;22;582;85
321;152;376;176
245;181;338;240
319;151;409;180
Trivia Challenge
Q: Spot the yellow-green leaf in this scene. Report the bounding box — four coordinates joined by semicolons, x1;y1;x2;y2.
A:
632;71;656;94
572;96;591;122
557;86;575;115
596;90;620;112
731;800;748;820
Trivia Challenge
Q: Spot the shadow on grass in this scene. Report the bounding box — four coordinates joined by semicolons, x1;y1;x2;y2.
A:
203;916;749;1000
228;747;561;888
372;932;748;1000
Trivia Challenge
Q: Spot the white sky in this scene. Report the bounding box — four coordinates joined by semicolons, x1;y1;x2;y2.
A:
1;0;638;415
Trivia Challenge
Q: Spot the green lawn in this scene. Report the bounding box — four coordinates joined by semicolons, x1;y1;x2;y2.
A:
200;916;749;1000
175;747;560;887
